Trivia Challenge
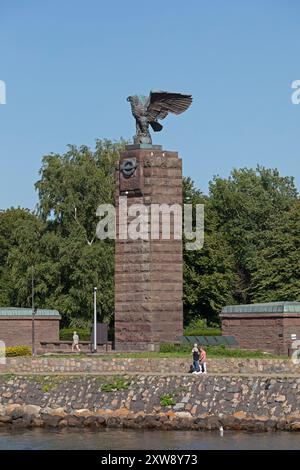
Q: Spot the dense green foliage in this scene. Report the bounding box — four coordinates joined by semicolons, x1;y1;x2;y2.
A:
0;138;299;330
183;327;221;337
183;166;299;324
60;327;114;341
101;377;130;392
0;140;124;327
183;318;221;336
59;328;91;341
160;394;176;407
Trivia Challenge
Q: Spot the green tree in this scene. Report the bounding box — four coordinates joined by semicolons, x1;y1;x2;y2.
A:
0;140;125;327
209;166;298;303
36;139;125;238
249;200;300;302
183;178;237;324
184;231;237;325
0;208;42;306
33;139;126;325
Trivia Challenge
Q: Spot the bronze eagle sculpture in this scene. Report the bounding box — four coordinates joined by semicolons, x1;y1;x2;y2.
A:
127;91;192;145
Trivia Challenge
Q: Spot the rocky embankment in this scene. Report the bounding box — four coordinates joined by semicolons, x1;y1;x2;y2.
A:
1;374;300;431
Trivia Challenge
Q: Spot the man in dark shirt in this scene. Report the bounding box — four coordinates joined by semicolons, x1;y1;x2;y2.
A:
192;343;200;374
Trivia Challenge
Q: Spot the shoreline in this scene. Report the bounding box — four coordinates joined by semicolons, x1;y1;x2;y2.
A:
1;404;300;432
0;371;300;432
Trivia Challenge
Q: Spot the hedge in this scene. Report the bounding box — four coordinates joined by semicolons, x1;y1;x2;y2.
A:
183;328;221;336
59;328;90;341
5;346;32;357
60;327;114;341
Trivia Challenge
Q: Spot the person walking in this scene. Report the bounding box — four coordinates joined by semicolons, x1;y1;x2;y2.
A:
192;343;201;374
199;345;207;373
72;331;81;352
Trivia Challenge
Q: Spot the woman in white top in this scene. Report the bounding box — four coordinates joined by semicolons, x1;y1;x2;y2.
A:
72;331;81;352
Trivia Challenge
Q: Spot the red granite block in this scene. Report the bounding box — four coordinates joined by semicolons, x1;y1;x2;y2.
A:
115;148;183;349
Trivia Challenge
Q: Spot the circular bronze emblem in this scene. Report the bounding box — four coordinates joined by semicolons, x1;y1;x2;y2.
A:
120;158;137;178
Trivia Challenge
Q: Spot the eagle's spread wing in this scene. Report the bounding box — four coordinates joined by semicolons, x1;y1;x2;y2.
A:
146;91;193;122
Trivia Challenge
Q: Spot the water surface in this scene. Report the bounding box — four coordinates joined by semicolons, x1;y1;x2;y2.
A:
0;429;299;450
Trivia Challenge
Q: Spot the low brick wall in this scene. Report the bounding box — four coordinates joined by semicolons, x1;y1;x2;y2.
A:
0;374;300;431
0;357;299;375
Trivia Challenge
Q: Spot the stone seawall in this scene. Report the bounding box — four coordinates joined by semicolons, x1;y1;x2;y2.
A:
1;357;300;375
1;374;300;431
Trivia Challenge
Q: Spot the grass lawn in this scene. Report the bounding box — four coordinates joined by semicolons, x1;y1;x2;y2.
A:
37;345;285;360
103;350;284;360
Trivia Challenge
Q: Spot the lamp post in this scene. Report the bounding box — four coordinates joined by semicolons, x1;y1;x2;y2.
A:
93;287;97;353
31;266;36;357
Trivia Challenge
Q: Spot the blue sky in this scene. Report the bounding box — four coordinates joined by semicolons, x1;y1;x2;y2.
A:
1;0;300;209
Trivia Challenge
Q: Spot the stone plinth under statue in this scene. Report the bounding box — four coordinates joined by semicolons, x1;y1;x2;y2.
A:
114;145;183;350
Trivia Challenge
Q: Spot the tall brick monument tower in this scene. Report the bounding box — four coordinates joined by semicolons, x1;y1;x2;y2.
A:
114;90;192;350
114;144;183;350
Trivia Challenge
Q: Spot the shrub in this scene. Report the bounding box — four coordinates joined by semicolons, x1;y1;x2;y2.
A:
186;318;208;329
41;382;57;392
183;327;221;336
6;346;31;357
59;328;90;341
160;343;191;353
184;318;221;336
60;327;114;342
101;378;130;392
160;394;176;407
